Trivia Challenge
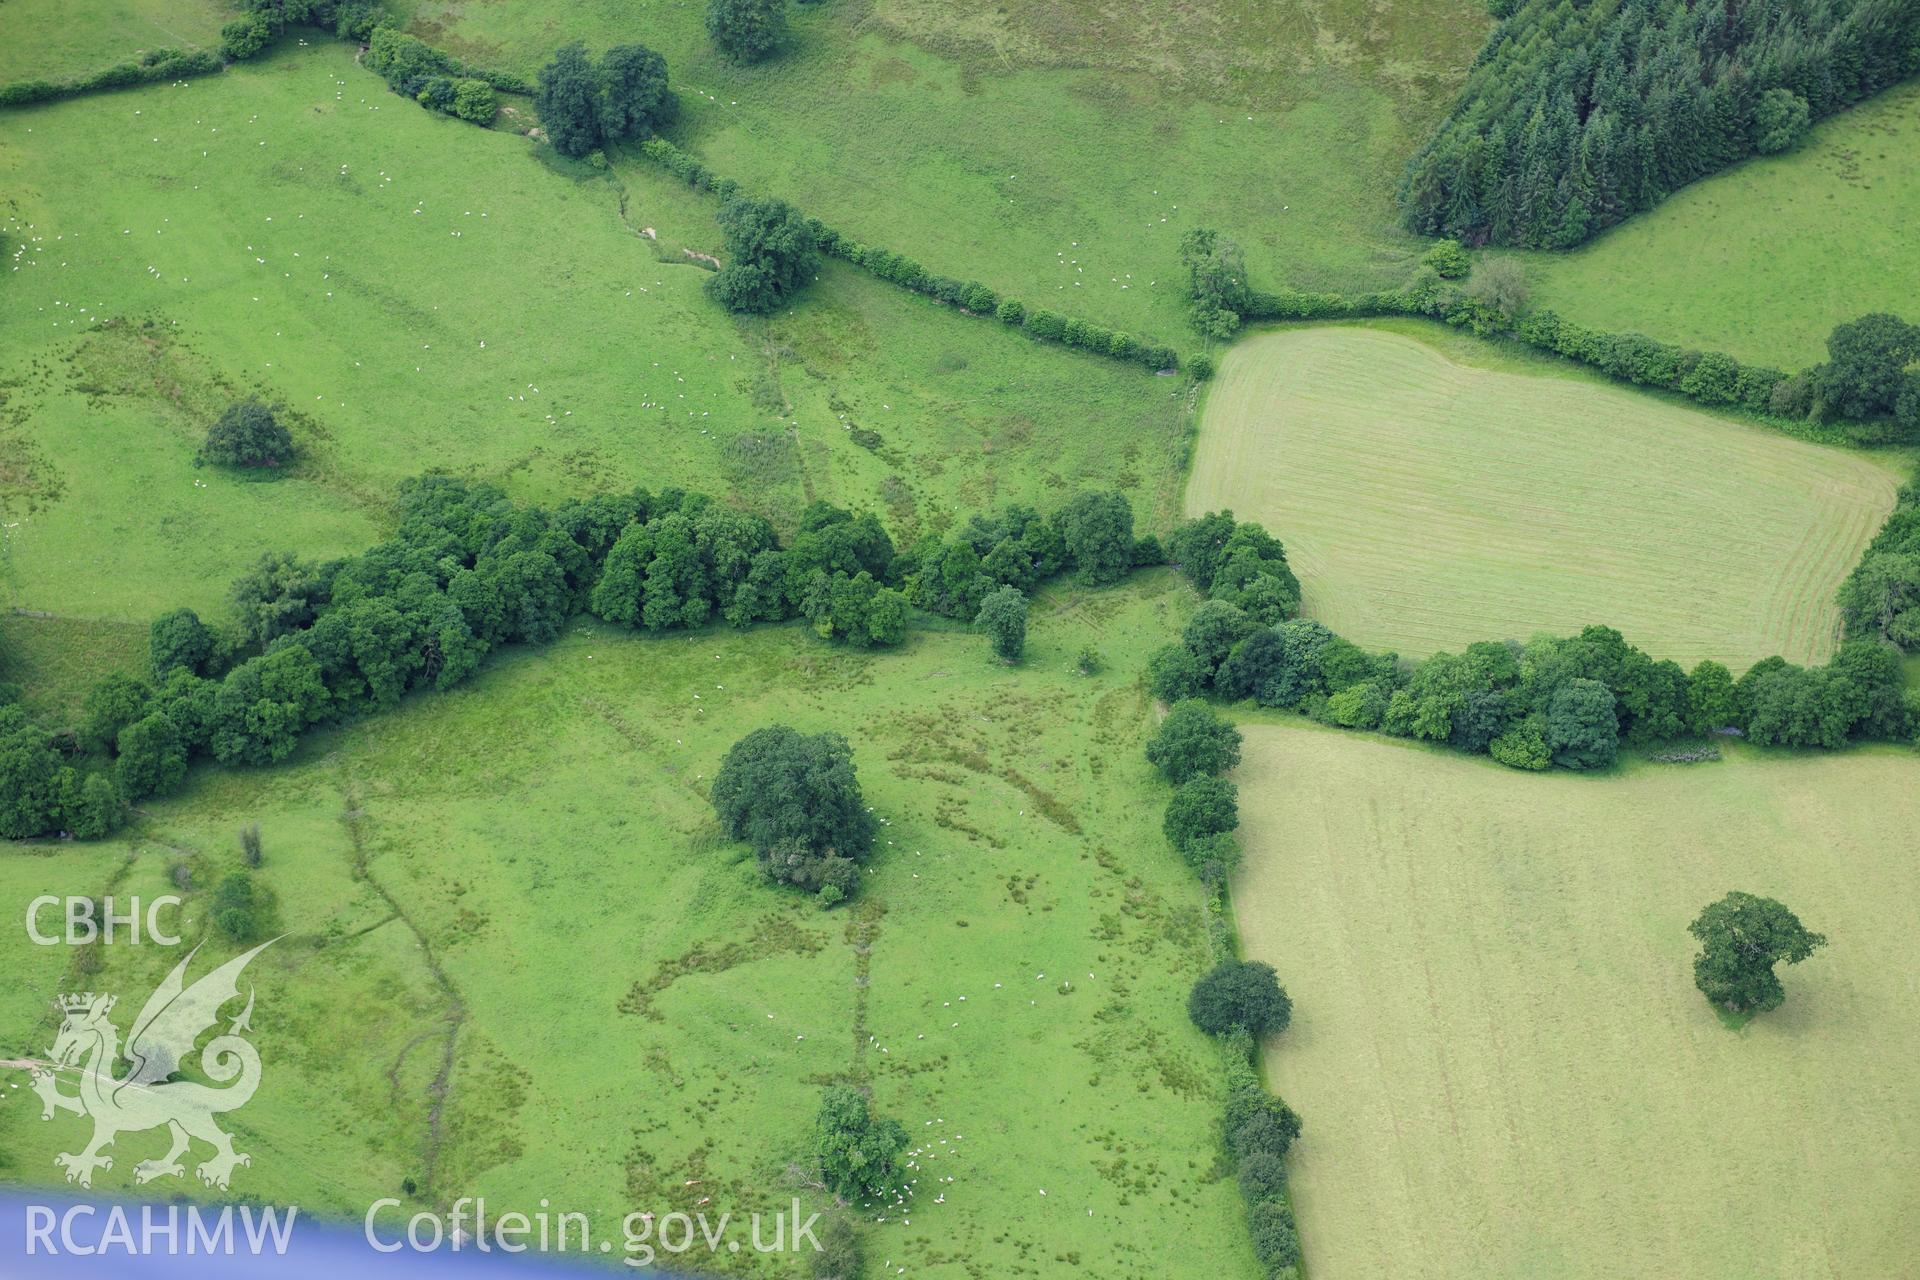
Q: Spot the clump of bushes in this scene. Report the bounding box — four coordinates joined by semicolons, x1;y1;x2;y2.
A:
364;28;497;124
534;41;671;157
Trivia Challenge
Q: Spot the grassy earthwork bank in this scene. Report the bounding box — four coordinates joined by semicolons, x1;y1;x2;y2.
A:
0;575;1266;1277
1187;325;1907;671
1231;721;1920;1279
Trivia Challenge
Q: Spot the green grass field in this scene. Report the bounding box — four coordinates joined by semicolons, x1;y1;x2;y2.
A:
1523;80;1920;372
0;574;1263;1277
0;0;233;84
1187;325;1904;670
390;0;1488;343
0;42;1190;630
1231;722;1920;1279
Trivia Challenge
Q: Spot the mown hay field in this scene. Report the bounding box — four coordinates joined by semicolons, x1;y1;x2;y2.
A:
1187;326;1903;671
1233;722;1920;1280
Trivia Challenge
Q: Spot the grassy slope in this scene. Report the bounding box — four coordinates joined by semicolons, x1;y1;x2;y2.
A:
0;43;1190;629
0;574;1261;1278
0;0;232;84
1233;722;1920;1280
392;0;1488;342
1187;326;1903;670
1522;80;1920;371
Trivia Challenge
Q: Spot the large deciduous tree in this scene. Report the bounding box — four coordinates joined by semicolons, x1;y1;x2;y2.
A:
706;0;788;63
1816;313;1919;421
706;197;820;314
1188;959;1291;1037
711;725;873;900
200;398;293;468
1688;891;1825;1015
1146;699;1242;783
812;1086;908;1201
973;585;1027;664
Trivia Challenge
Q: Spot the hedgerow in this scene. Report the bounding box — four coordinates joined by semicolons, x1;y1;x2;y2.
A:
0;479;1150;841
0;48;224;107
1152;509;1920;770
637;138;1186;374
1195;227;1914;441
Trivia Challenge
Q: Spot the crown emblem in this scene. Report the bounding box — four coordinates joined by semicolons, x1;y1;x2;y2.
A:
56;992;114;1016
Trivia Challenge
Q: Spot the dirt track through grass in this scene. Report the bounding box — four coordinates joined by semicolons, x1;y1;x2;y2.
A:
1233;723;1920;1280
1188;326;1902;670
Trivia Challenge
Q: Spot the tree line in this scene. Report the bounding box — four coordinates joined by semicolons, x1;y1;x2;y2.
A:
0;479;1153;842
1150;511;1920;771
1143;694;1305;1275
1399;0;1920;247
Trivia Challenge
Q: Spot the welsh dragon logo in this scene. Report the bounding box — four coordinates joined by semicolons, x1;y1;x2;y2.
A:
29;940;274;1190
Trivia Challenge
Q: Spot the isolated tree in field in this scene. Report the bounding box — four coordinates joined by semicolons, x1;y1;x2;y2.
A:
535;42;602;157
200;397;293;468
974;585;1027;663
1688;892;1826;1015
706;196;820;314
1146;699;1242;783
706;0;787;63
1188;959;1291;1037
710;725;873;899
1546;677;1617;770
811;1086;908;1201
1815;313;1919;421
